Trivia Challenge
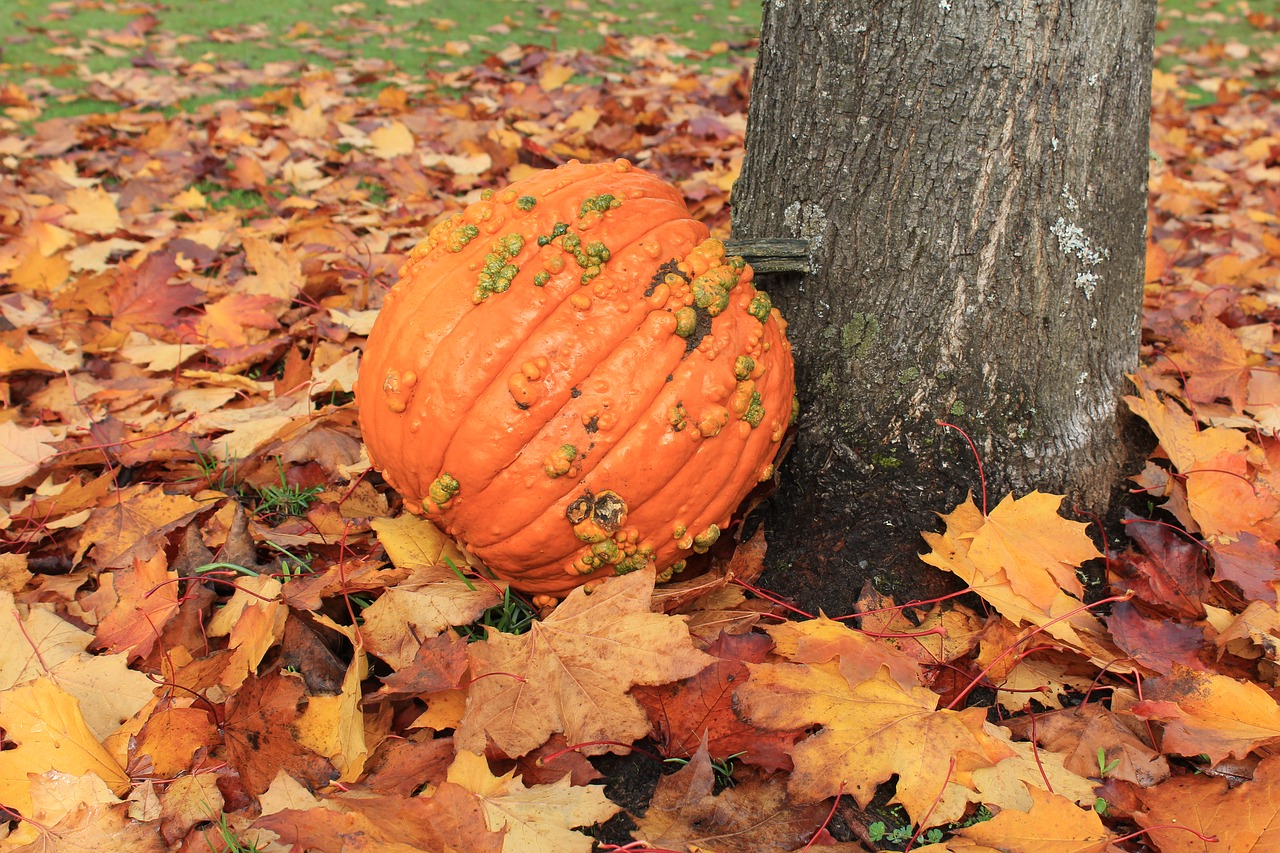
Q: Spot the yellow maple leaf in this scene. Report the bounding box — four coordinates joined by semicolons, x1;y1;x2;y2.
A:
0;590;92;690
371;513;470;570
967;491;1101;608
947;785;1113;852
457;570;713;759
920;494;1124;670
447;750;618;853
735;664;1013;825
295;644;371;782
0;677;130;817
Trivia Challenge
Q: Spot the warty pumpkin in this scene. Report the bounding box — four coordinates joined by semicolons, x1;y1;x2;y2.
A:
355;159;795;599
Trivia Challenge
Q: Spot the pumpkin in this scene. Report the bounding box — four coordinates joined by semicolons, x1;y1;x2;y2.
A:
356;159;795;598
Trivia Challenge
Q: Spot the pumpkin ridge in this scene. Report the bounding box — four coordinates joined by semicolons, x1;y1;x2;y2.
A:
368;196;696;500
429;211;705;495
359;167;634;489
446;303;693;548
464;278;764;570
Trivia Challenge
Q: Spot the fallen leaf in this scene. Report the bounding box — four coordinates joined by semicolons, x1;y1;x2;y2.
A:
1130;664;1280;763
949;784;1114;852
633;739;836;853
446;749;619;853
1134;752;1280;852
0;677;130;817
457;570;713;758
0;420;59;485
735;664;1013;825
221;670;336;795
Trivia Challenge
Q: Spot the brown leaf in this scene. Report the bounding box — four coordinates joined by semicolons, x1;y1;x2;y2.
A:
221;670;336;796
370;631;470;702
635;630;800;771
76;484;204;569
633;740;834;853
457;570;713;758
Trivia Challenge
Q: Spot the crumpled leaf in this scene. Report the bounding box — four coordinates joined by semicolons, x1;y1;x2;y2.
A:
633;738;837;853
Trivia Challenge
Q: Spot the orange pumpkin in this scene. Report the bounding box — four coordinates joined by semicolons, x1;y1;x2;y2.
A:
356;160;794;598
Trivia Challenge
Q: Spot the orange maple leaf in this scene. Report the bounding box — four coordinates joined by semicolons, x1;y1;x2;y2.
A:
940;784;1114;852
89;550;181;661
1134;753;1280;852
1168;316;1257;412
1130;664;1280;764
920;494;1122;669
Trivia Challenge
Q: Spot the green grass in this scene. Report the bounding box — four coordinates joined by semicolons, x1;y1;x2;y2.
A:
5;0;1268;121
1155;0;1277;53
3;0;759;89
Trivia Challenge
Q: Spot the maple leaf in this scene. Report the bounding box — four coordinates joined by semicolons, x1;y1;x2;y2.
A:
970;734;1099;813
1169;316;1256;412
0;677;130;817
190;292;282;348
0;420;59;486
457;570;713;759
1111;510;1210;619
130;703;221;778
361;736;457;797
734;664;1013;825
255;791;504;853
87;550;182;661
1105;601;1207;674
445;750;619;853
966;491;1101;608
361;565;504;670
0;590;92;690
944;785;1114;853
75;484;204;569
920;494;1122;669
294;644;371;782
369;631;470;702
1008;703;1169;787
1126;373;1252;474
1210;533;1280;602
221;669;337;795
764;614;924;690
634;630;801;771
4;801;169;853
206;573;286;689
371;512;472;569
632;739;837;853
107;247;202;330
1134;752;1280;852
1130;663;1280;763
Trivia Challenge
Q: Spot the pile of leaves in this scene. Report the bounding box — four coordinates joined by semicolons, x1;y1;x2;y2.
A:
3;10;1280;852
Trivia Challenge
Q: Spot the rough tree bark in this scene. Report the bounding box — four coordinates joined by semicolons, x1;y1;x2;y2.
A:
732;0;1156;614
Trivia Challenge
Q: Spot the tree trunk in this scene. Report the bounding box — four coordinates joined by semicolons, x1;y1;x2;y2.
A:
733;0;1155;615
